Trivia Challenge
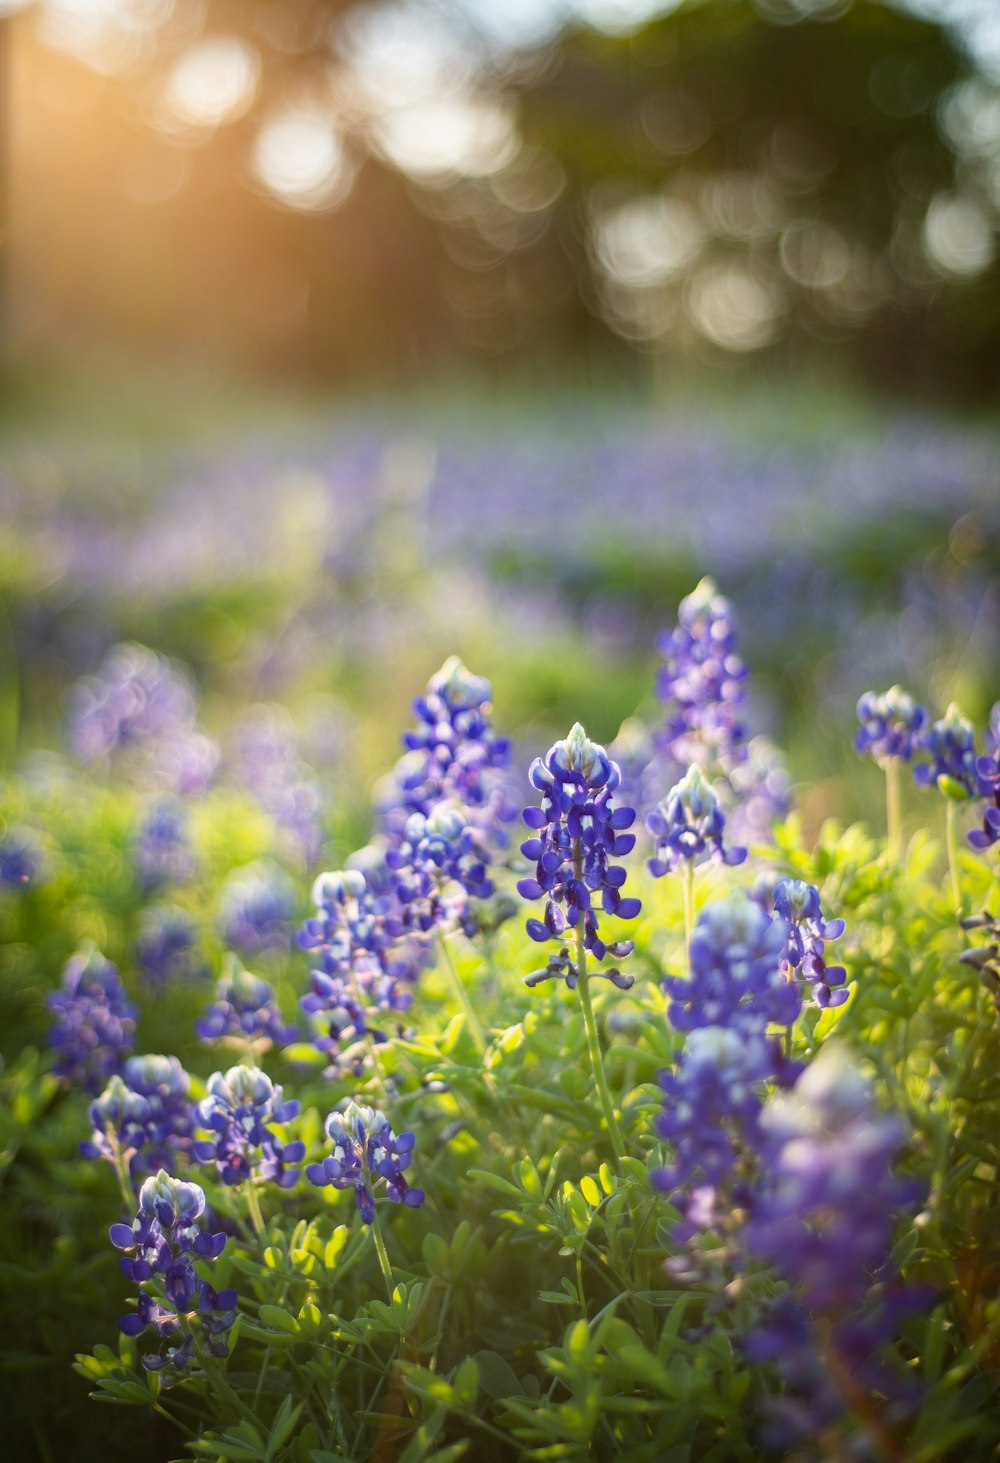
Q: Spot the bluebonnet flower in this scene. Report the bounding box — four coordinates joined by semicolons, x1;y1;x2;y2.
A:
0;827;45;890
306;1100;424;1224
133;798;194;891
663;890;799;1035
110;1169;235;1375
723;735;792;845
646;765;747;877
854;685;927;764
651;1025;780;1240
298;868;426;1057
969;747;1000;851
219;861;295;956
231;705;324;864
517;723;640;965
914;702;979;798
67;642;218;794
194;1064;303;1188
742;1047;926;1449
82;1055;194;1179
770;878;848;1010
379;656;516;849
385;802;494;933
136;904;203;986
46;947;137;1093
195;957;297;1048
656;577;749;769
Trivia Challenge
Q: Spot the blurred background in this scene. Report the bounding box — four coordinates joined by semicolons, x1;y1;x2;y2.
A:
0;0;998;814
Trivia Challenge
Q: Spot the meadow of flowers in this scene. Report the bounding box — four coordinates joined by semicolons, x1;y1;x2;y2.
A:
2;559;999;1463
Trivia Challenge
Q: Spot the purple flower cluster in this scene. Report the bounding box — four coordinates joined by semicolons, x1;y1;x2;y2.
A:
306;1100;424;1224
380;656;515;849
662;891;800;1035
67;642;219;794
195;959;297;1047
656;577;749;769
135;904;203;986
133;799;194;891
194;1064;303;1188
652;894;799;1237
46;948;138;1093
385;803;494;932
854;685;927;763
742;1047;925;1446
110;1170;235;1375
770;878;848;1010
646;765;747;877
219;862;295;956
0;827;45;890
913;702;978;798
970;747;1000;851
231;705;324;865
298;868;426;1075
82;1055;194;1180
625;580;789;843
517;724;640;965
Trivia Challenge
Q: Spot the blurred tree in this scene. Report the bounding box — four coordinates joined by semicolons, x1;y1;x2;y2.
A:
7;0;1000;397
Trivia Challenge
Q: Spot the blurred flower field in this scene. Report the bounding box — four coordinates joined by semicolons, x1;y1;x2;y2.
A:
1;379;1000;1462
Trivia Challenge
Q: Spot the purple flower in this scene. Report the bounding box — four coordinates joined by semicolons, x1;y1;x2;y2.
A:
770;878;848;1010
740;1047;928;1447
517;723;640;966
194;1064;303;1188
67;642;218;794
914;702;979;799
306;1100;423;1224
969;748;1000;851
651;1025;782;1239
133;798;194;891
82;1055;194;1179
136;904;203;987
385;802;494;933
298;868;426;1076
378;656;516;849
646;765;747;877
110;1170;235;1374
219;861;295;956
46;947;137;1093
231;705;325;864
195;957;297;1048
0;827;45;891
663;891;799;1035
854;685;927;763
656;577;749;770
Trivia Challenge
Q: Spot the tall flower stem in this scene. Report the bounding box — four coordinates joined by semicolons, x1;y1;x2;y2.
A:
945;799;963;915
682;861;696;979
244;1178;265;1239
370;1210;395;1301
573;854;624;1171
436;930;488;1058
883;758;901;861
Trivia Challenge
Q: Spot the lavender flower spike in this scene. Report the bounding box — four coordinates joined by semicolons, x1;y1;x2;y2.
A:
854;685;927;764
518;723;640;966
646;764;746;877
305;1100;424;1224
110;1169;235;1375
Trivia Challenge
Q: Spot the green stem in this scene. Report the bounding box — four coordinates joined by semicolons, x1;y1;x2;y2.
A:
575;915;624;1172
945;799;964;915
436;930;488;1057
682;860;696;978
113;1146;135;1215
244;1178;265;1239
884;758;901;861
369;1211;395;1301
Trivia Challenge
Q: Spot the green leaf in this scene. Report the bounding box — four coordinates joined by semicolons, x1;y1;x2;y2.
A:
258;1305;300;1336
267;1396;303;1459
